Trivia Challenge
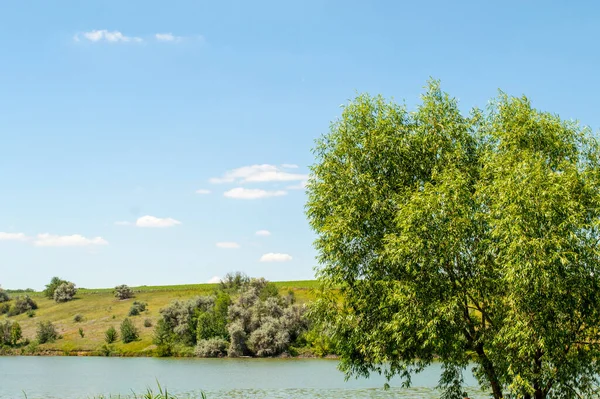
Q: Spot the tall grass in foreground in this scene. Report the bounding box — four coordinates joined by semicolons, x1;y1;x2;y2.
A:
92;381;207;399
22;381;207;399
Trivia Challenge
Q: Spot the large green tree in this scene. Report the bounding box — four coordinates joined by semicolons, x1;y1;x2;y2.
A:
307;81;600;399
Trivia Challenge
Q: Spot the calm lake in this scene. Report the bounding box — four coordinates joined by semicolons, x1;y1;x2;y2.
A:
0;357;488;399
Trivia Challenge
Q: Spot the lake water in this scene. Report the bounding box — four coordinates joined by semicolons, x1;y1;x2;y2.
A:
0;357;489;399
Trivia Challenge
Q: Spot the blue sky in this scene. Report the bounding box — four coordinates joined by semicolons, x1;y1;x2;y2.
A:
1;1;599;289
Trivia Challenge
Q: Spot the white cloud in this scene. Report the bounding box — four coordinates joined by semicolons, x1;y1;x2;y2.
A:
210;164;308;184
75;30;143;43
286;180;307;190
114;221;131;226
195;189;211;195
255;230;271;236
155;33;183;42
281;164;299;169
136;215;181;228
0;232;28;241
259;253;292;262
216;242;240;249
224;188;287;199
207;276;222;284
34;234;108;247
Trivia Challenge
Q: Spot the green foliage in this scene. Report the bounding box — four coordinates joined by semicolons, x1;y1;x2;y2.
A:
195;337;229;357
26;309;35;318
105;326;118;344
8;295;37;316
144;318;152;328
98;343;112;356
258;282;279;301
219;271;250;292
307;80;600;399
128;301;147;316
36;321;59;344
44;276;68;299
196;292;230;341
78;327;85;338
227;279;308;357
152;277;309;358
0;302;9;315
12;323;22;345
155;296;214;346
226;321;246;357
73;314;84;323
302;327;333;357
120;318;139;343
0;289;9;303
153;319;174;349
114;284;134;300
0;320;22;346
53;281;77;303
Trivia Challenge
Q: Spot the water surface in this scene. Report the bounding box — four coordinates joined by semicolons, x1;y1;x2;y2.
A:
0;357;488;398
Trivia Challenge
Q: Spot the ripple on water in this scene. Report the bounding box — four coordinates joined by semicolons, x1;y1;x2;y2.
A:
177;387;489;399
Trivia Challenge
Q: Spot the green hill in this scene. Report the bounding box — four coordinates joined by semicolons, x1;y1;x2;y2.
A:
1;280;319;356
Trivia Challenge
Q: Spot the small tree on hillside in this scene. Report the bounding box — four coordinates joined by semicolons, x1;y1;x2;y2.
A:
53;282;77;303
8;295;37;316
36;321;59;344
128;301;147;316
120;318;139;343
114;284;134;300
44;277;68;299
0;320;22;346
105;326;118;344
0;289;9;303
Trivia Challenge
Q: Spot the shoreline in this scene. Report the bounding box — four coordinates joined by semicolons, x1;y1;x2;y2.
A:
0;347;338;359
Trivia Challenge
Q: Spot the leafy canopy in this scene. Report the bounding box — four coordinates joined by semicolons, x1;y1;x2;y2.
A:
307;81;600;399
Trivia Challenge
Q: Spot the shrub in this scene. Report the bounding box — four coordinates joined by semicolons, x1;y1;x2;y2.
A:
128;301;147;316
247;318;290;357
120;318;139;343
99;343;111;356
227;278;308;357
0;320;22;346
44;277;68;299
105;326;118;344
73;314;84;323
144;319;152;328
0;289;9;303
26;309;35;318
114;284;134;300
8;296;37;317
0;303;9;315
53;282;77;303
220;271;250;292
227;320;247;357
156;296;214;346
78;328;85;338
259;282;279;301
303;327;333;357
36;321;59;344
195;338;229;357
196;292;230;342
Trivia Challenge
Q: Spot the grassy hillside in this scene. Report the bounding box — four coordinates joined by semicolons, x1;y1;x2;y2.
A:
2;280;319;356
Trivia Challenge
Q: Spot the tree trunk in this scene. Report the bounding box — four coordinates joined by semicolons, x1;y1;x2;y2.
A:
475;344;503;399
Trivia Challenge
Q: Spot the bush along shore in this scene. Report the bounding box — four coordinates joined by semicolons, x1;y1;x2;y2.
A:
0;274;333;358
